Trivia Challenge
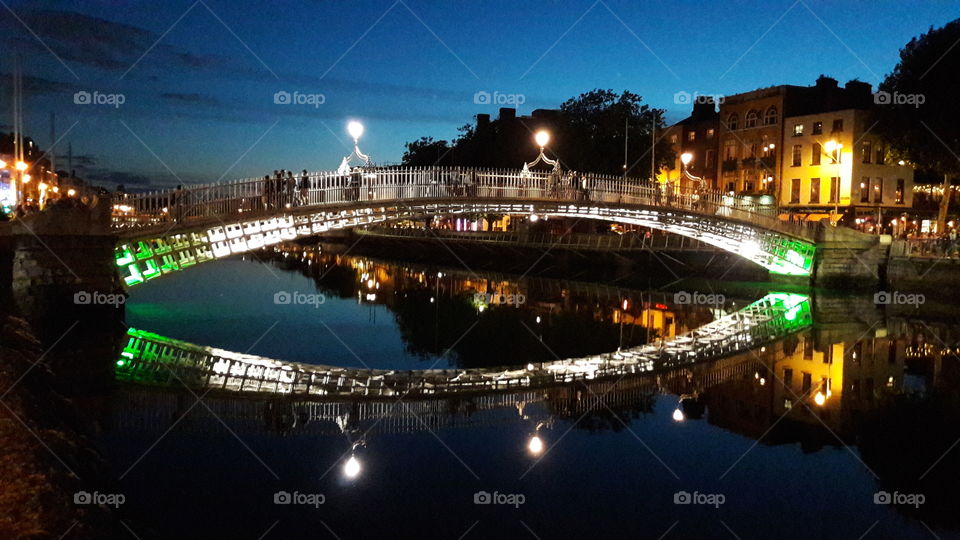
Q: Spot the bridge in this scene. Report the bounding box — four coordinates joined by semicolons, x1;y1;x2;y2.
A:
115;292;811;399
110;167;819;287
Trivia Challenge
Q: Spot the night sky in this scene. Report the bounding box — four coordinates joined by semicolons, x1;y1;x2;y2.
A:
1;0;956;189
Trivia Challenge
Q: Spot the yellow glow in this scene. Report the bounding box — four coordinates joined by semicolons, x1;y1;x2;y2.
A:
680;152;693;165
67;189;76;197
0;159;6;168
814;392;826;406
15;161;28;171
528;435;544;455
534;130;550;148
22;174;31;183
52;186;59;193
39;183;48;191
823;140;838;152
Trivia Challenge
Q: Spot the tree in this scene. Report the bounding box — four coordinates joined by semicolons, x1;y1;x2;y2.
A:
876;18;960;231
557;89;673;177
401;136;452;166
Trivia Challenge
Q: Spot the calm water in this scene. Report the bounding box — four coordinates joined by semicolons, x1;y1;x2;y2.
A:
92;248;960;539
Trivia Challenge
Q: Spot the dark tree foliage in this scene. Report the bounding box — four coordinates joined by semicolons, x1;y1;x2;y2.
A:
401;136;453;166
876;19;960;176
401;89;674;178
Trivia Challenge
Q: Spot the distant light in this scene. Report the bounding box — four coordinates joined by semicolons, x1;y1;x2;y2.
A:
529;214;539;222
534;130;550;148
430;297;435;303
67;189;76;197
527;435;544;455
52;186;59;193
672;409;685;422
437;272;443;278
535;316;541;324
478;304;486;313
824;140;838;152
759;377;766;386
115;359;125;367
38;182;48;190
526;363;535;370
814;392;826;406
680;152;693;166
367;278;375;289
898;160;906;166
15;161;28;171
22;174;31;183
0;159;5;168
347;121;364;142
343;455;361;478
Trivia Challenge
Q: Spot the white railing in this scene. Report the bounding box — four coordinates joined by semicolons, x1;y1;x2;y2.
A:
111;167;809;238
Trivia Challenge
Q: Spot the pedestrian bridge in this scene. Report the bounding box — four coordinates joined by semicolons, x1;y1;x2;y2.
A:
115;292;811;398
111;167;817;286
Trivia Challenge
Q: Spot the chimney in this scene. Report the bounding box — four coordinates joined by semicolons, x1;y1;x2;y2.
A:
815;75;838;89
476;113;490;129
498;107;516;121
692;97;716;119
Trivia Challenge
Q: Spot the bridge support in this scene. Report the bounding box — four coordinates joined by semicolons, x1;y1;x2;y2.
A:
811;224;883;289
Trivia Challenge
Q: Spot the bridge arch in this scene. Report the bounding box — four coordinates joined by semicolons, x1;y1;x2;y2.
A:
112;167;816;286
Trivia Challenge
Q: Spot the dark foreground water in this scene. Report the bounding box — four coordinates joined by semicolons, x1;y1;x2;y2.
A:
89;247;960;539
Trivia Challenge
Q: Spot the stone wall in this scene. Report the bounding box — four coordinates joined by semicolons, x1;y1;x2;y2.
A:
812;223;882;289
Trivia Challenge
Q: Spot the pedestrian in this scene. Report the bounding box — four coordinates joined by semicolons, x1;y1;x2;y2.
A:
299;169;310;206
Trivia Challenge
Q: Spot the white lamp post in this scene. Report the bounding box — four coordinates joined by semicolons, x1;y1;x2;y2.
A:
523;130;560;173
338;120;370;174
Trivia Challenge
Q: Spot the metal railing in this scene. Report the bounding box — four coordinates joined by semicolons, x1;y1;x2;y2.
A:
111;167;813;239
356;227;716;251
890;238;960;259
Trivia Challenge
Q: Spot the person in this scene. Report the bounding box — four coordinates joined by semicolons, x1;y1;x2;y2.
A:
580;174;589;201
262;175;272;210
299;170;310;206
173;185;183;223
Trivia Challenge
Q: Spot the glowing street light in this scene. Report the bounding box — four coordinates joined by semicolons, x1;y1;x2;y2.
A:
343;455;362;478
347;121;364;143
0;159;6;168
534;130;550;150
814;392;826;406
527;435;544;455
680;152;693;166
15;161;28;171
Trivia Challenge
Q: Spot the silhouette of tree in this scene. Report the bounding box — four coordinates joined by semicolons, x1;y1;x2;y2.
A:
402;136;452;166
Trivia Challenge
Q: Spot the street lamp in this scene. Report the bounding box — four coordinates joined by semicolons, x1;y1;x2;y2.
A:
823;140;843;223
347;120;364;144
14;161;27;171
523;129;560;173
338;120;370;174
679;152;703;191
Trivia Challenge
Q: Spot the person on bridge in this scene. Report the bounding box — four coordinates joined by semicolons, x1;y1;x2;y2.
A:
298;170;310;206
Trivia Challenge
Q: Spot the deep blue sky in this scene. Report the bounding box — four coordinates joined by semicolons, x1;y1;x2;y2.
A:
2;0;957;188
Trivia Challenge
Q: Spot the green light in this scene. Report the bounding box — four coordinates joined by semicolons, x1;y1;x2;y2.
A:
116;359;126;367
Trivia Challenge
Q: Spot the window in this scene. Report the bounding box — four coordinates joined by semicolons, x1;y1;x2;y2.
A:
749;143;759;158
812;121;823;135
669;134;678;144
810;178;821;204
860;177;870;203
862;142;872;164
727;113;739;130
705;149;716;168
726;181;735;192
832;119;844;132
687;131;696;141
706;128;715;139
812;143;821;165
792;144;802;166
793;124;804;136
873;178;883;203
896;179;905;204
802;372;812;393
875;145;885;165
724;141;738;160
745;110;760;128
829;177;839;203
791;178;801;203
764;106;778;125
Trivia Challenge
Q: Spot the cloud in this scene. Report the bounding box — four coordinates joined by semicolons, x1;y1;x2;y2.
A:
160;92;221;107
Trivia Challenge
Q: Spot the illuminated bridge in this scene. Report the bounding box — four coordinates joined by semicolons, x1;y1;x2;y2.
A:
115;292;811;399
111;167;818;286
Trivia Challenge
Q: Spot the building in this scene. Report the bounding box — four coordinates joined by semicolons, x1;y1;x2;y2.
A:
658;99;719;192
781;108;914;222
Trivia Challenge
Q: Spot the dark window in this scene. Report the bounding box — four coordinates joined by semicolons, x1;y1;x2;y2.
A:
812;121;823;135
706;149;716;168
888;341;896;364
810;178;821;204
792;144;802;166
875;146;885;164
832;119;843;132
745;110;760;128
860;177;870;203
764;106;778;125
804;337;814;359
862;142;872;163
791;179;801;203
896;179;905;204
812;143;821;165
727;113;739;131
802;372;812;393
829;177;839;203
724;142;738;160
706;128;715;139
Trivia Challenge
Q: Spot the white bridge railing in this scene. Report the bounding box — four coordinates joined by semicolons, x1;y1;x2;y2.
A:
111;167;811;238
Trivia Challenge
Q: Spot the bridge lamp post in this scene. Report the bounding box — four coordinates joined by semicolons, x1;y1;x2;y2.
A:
527;434;545;455
679;152;704;192
523;130;560;174
823;140;843;223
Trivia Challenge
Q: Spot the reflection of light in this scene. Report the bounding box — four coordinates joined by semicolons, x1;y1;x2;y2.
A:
478;304;486;313
343;455;361;478
430;297;435;303
672;409;685;422
367;279;375;288
814;392;826;406
529;214;539;222
437;272;443;278
365;293;376;301
759;378;766;386
528;435;544;455
526;363;534;370
535;316;541;324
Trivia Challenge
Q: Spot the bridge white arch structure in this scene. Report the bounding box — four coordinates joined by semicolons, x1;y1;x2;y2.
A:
112;167;817;287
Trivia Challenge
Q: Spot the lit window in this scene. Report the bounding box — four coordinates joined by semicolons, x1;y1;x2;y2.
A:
793;124;804;136
687;131;696;141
